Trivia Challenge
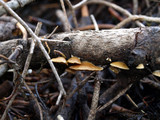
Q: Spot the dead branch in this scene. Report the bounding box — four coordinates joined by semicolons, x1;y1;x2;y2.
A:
87;77;101;120
0;28;152;63
114;15;160;29
60;0;71;32
0;27;160;71
0;0;34;16
98;83;132;112
0;28;138;65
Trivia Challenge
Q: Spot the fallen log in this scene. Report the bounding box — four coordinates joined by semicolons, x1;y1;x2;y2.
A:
1;27;159;119
0;27;159;71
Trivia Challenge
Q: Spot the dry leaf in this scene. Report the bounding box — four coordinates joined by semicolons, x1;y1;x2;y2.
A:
110;61;129;70
69;61;103;71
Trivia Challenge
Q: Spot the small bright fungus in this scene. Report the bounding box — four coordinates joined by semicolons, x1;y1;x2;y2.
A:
51;57;68;65
67;56;81;64
152;70;160;77
69;61;103;71
110;61;129;70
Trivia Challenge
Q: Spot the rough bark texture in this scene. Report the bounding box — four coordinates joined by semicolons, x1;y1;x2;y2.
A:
53;28;140;64
0;27;159;70
0;21;16;41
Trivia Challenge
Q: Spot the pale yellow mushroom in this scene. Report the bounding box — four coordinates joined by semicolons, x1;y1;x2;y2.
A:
110;61;129;70
152;70;160;77
51;57;68;65
69;61;103;71
67;56;81;64
136;64;144;69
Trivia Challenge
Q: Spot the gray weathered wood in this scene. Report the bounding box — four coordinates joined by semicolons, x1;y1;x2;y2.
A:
0;27;159;70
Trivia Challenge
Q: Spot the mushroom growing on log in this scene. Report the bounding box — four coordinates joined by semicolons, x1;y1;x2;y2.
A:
1;27;160;117
0;27;160;74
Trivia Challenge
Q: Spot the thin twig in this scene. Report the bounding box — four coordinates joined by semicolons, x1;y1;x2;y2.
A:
97;84;132;112
0;45;23;77
47;26;58;39
1;55;23;119
1;90;18;120
74;0;132;16
40;38;69;43
126;94;139;108
21;22;43;120
73;0;88;9
73;0;144;27
133;0;138;15
56;90;63;105
45;26;59;54
45;41;51;54
0;0;66;96
126;94;145;113
0;0;34;16
67;72;95;100
108;7;124;21
60;0;71;32
56;9;70;32
64;0;78;28
35;83;48;110
23;81;43;119
87;78;101;120
113;15;160;29
22;22;42;78
90;14;99;31
16;22;28;40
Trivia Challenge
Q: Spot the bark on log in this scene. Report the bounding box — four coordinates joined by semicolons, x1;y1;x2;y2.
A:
0;27;159;70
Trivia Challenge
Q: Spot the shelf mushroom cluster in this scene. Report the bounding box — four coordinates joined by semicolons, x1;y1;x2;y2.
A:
51;56;103;72
51;50;160;77
110;61;160;77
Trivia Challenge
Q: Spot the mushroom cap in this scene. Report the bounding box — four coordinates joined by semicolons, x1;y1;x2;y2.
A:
106;57;112;62
51;57;67;65
69;61;103;71
67;56;81;64
136;64;144;69
110;61;129;70
152;70;160;77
